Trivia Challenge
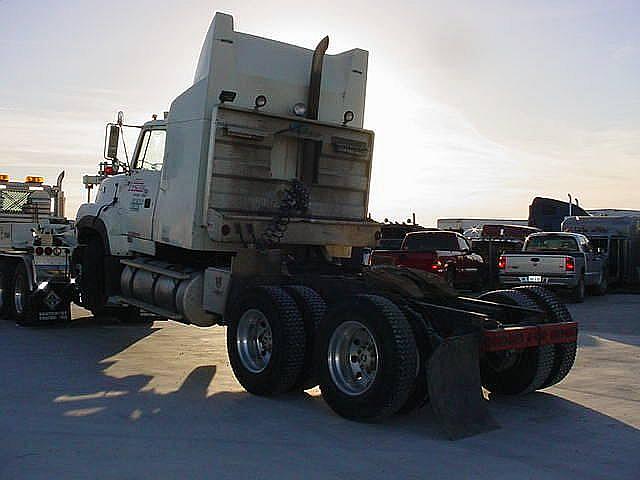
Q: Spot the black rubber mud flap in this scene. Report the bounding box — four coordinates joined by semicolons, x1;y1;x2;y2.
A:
427;333;500;440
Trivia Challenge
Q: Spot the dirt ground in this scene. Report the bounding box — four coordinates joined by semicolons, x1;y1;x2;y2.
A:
1;294;638;479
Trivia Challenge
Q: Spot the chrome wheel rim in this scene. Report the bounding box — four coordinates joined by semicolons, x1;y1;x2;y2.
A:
14;273;27;315
328;321;379;396
236;309;273;373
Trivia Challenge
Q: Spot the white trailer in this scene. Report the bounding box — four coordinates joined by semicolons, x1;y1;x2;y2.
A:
0;173;76;324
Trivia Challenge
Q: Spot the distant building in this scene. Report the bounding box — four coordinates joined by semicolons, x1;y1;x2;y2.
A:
437;218;528;233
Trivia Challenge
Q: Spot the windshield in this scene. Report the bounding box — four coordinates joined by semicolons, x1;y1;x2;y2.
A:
525;235;579;252
403;232;459;251
135;129;166;171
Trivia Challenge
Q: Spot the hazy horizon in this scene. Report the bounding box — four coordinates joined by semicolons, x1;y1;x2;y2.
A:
1;0;638;226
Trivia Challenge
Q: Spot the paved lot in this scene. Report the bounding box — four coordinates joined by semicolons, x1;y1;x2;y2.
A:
1;295;639;479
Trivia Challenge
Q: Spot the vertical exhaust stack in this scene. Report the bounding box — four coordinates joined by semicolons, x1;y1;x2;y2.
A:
301;36;329;184
307;36;329;120
54;171;66;218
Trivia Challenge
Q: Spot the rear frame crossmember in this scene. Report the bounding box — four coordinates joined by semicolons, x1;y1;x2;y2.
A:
482;322;578;352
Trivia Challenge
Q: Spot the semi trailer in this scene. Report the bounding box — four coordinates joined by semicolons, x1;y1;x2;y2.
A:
1;13;578;438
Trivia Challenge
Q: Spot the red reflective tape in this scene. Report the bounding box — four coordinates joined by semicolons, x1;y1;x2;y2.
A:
482;322;578;352
538;322;578;345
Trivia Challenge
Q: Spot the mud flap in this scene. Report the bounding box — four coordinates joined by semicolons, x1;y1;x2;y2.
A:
427;333;500;439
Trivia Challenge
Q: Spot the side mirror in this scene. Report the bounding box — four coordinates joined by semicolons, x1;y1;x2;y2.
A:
106;125;120;160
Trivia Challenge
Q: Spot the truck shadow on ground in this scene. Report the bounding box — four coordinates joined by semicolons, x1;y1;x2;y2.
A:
3;318;639;478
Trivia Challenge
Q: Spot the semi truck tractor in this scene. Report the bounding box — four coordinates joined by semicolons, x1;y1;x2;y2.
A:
0;173;76;324
4;13;578;438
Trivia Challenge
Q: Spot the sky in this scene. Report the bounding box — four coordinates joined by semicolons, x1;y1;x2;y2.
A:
0;0;638;226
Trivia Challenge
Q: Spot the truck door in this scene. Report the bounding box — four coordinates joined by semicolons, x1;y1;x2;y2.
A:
125;128;166;253
582;237;603;285
456;235;479;284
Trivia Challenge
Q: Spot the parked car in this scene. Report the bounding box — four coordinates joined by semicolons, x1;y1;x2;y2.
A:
370;230;485;290
498;232;608;302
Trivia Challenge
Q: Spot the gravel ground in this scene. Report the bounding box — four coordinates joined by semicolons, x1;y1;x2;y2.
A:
1;294;638;479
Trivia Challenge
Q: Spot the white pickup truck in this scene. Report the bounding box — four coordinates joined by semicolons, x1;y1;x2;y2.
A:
498;232;608;302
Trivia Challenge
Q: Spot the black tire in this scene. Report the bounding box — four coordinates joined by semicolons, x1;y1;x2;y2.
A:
514;286;577;388
80;237;109;315
227;286;305;396
396;305;433;414
11;262;38;326
282;285;327;390
318;294;418;421
479;289;555;395
571;275;585;303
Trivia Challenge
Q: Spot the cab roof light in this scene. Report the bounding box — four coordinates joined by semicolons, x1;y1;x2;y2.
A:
0;174;9;182
25;176;44;184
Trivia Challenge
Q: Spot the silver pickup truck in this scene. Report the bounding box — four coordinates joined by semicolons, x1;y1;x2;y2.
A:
498;232;608;302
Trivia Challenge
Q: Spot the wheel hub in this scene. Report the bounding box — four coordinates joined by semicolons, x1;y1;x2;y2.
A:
328;321;379;396
236;309;273;373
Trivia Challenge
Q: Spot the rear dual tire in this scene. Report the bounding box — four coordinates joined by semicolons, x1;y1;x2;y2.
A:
282;285;326;390
479;289;555;395
317;294;418;421
515;286;577;388
227;286;306;396
11;263;39;326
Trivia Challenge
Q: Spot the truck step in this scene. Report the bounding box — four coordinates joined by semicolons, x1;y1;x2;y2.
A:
120;259;192;280
110;295;184;321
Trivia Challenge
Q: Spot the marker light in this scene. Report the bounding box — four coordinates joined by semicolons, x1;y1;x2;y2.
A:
219;90;237;103
293;102;307;117
498;256;507;270
254;95;267;109
343;110;355;125
0;174;9;182
25;176;44;184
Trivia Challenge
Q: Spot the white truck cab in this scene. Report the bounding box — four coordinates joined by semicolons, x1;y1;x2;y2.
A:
74;12;378;325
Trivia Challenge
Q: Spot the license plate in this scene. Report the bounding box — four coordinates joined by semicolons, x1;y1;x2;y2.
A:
528;275;542;283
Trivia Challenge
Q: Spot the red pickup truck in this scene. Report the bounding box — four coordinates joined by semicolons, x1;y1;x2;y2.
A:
370;230;485;290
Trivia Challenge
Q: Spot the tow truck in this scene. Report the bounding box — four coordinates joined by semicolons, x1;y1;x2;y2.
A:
0;172;76;324
1;13;578;438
